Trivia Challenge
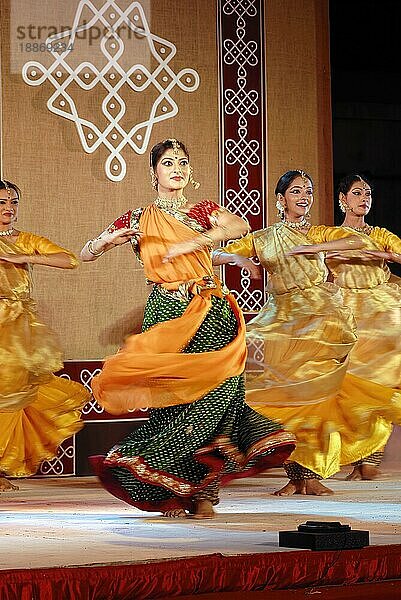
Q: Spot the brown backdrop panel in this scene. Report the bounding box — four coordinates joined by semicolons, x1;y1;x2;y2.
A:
265;0;333;225
0;0;218;359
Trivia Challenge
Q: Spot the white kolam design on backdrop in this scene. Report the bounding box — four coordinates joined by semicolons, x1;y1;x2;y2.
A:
22;0;200;181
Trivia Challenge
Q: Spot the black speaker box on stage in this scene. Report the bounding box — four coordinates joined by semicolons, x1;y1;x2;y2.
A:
279;521;370;551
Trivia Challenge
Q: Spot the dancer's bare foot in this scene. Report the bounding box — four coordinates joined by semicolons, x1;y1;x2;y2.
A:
305;479;334;495
346;464;381;481
0;477;19;492
274;479;306;496
346;466;362;481
162;509;187;518
274;479;334;496
361;464;381;480
191;499;215;519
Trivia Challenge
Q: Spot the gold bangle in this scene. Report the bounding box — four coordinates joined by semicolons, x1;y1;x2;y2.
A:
200;232;214;245
191;235;213;251
191;239;206;250
87;239;104;257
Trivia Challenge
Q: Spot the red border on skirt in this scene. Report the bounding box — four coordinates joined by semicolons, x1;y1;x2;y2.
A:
90;439;294;513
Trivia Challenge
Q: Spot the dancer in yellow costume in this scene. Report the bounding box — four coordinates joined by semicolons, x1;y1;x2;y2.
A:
299;173;401;480
214;170;401;495
0;180;89;491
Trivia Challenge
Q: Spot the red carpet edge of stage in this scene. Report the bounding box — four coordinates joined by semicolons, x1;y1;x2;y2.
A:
1;544;401;599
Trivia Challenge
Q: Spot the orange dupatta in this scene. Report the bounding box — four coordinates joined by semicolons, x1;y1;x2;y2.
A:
91;205;246;414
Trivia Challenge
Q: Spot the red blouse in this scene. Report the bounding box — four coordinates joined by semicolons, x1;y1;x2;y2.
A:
110;200;221;232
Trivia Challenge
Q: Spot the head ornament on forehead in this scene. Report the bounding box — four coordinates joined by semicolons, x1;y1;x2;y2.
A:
296;170;309;184
163;138;181;154
356;175;370;190
0;179;21;200
0;180;12;199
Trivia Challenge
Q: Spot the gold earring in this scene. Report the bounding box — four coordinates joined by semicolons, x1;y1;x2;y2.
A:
189;166;200;189
338;197;347;213
149;167;158;191
275;199;285;220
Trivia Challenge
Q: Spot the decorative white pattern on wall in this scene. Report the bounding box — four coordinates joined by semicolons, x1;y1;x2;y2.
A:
219;0;266;314
22;0;200;181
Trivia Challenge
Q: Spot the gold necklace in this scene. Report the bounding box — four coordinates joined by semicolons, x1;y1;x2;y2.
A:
154;196;187;210
283;217;310;229
346;223;373;235
0;228;14;236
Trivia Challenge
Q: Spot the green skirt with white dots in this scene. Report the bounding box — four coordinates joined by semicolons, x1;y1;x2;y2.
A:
92;286;295;513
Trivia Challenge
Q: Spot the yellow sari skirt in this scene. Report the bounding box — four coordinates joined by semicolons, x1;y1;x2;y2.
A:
245;283;400;478
341;282;401;389
0;299;88;477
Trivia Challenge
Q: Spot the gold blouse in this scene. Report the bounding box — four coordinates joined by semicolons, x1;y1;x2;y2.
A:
225;223;328;295
15;232;78;268
309;226;401;289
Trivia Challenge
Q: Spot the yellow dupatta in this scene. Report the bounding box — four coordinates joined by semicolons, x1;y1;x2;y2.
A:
91;205;247;414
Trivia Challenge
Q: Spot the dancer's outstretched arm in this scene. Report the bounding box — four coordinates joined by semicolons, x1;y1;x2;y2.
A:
0;250;77;269
211;233;261;279
287;234;364;256
212;252;261;279
361;249;401;263
162;209;249;263
80;227;142;262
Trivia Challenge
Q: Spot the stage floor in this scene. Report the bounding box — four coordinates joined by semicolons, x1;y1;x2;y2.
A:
1;470;401;571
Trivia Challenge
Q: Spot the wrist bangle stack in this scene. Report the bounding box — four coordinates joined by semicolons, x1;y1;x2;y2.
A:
190;232;216;251
87;239;104;257
191;239;205;250
200;232;214;245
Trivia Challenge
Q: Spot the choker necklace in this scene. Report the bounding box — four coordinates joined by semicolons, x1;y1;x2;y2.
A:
154;196;187;210
346;223;373;235
283;217;310;229
0;228;14;236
